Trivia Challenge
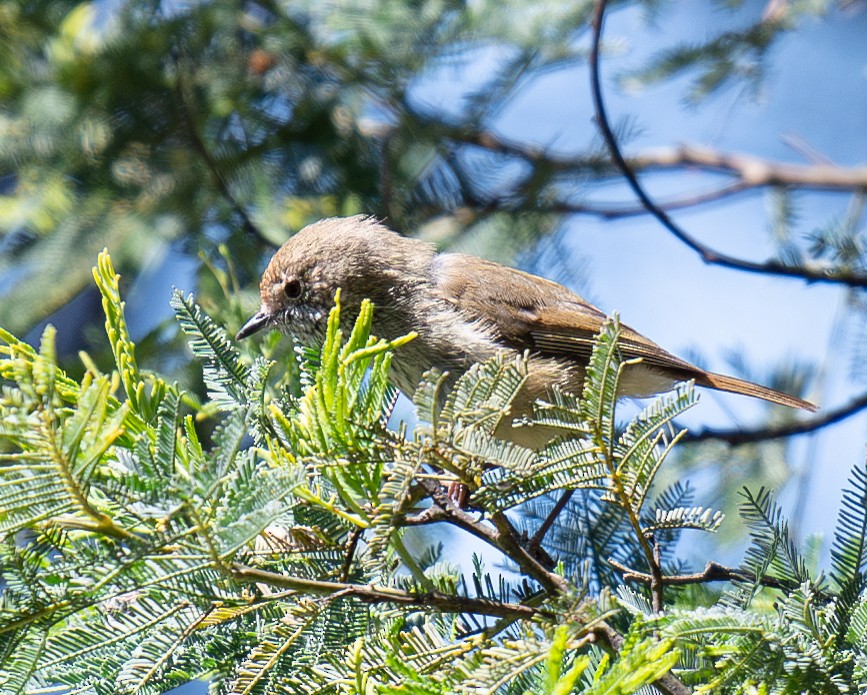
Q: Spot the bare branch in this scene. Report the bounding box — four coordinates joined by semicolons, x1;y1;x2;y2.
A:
587;0;867;289
529;490;573;551
173;52;268;244
339;527;363;582
436;125;867;191
649;534;664;614
231;563;549;621
403;479;568;593
609;558;793;592
629;144;867;191
781;132;833;166
540;181;751;219
489;511;570;594
686;391;867;444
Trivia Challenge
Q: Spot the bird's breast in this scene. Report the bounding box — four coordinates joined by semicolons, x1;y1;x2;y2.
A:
377;297;502;399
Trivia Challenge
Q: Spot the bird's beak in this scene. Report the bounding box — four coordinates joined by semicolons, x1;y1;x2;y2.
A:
235;310;272;341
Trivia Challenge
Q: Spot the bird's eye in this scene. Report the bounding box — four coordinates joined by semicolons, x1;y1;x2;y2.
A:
283;278;303;300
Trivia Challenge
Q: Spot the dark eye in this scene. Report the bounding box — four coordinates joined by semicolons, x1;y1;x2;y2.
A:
283;278;303;300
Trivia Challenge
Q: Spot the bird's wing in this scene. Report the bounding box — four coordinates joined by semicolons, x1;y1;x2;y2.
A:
431;253;817;411
432;253;700;378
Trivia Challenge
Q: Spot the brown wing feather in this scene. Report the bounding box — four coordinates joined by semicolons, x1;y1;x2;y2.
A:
433;253;817;412
433;254;698;371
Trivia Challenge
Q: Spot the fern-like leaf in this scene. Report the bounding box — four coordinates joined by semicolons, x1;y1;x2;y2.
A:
93;250;166;420
830;456;867;648
171;289;252;411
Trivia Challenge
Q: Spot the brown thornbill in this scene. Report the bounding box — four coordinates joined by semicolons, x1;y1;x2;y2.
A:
236;215;816;448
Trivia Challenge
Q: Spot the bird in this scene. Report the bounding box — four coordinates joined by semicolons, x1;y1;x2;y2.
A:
236;215;816;448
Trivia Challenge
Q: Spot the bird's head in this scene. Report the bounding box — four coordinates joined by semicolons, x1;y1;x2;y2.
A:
235;215;432;344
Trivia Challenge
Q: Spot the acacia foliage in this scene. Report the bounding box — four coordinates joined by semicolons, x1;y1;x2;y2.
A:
0;252;865;693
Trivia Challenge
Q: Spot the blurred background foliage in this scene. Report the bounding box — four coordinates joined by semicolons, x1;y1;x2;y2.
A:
1;0;865;550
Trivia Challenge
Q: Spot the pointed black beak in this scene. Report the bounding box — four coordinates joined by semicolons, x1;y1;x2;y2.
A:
235;311;272;341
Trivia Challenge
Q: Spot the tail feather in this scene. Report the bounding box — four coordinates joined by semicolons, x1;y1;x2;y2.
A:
698;372;817;412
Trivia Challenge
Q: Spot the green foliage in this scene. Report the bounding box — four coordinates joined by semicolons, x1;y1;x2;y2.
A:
0;250;863;694
94;250;167;422
1;0;840;348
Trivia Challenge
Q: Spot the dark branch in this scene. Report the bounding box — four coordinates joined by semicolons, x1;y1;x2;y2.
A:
587;2;867;289
649;534;664;614
231;563;549;620
540;181;751;218
340;527;363;582
489;511;570;594
529;490;573;551
609;558;793;592
403;479;567;592
173;53;268;244
686;391;867;444
405;480;498;539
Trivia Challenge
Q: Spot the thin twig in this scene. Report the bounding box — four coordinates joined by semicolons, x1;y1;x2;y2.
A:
649;534;664;614
539;180;751;218
230;563;549;620
173;52;268;244
489;512;570;595
686;391;867;444
609;558;792;591
404;480;568;593
339;527;363;582
529;490;573;550
588;0;867;288
780;133;833;166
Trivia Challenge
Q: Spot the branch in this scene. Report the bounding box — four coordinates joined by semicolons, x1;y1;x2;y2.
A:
173;53;268;244
629;144;867;191
540;180;751;218
529;490;573;551
609;558;793;592
489;511;570;594
428;112;867;191
588;1;867;289
453;169;752;225
686;391;867;444
447;125;867;192
588;620;691;695
339;526;363;582
403;480;567;592
230;563;548;621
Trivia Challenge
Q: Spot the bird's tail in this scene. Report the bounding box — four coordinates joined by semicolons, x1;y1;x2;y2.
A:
698;372;817;412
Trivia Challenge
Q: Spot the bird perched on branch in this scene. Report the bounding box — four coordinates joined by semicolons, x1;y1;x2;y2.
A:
237;215;815;448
